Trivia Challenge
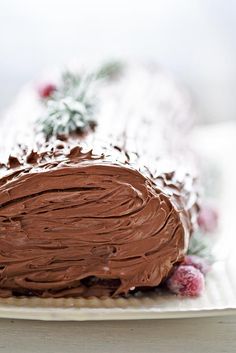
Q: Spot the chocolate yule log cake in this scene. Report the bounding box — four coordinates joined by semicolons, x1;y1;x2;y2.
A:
0;62;199;298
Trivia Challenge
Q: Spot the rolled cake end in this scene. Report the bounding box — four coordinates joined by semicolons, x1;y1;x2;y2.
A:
0;146;191;297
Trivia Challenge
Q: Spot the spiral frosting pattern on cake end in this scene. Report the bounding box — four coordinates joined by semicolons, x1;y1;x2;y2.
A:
0;144;198;297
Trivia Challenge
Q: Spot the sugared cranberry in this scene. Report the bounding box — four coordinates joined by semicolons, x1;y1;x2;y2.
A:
197;205;218;233
167;265;205;297
38;83;56;98
183;255;210;275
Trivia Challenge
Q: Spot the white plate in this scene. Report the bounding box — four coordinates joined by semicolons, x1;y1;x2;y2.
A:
0;122;235;321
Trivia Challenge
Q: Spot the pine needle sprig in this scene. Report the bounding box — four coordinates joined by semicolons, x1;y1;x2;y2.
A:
40;97;96;138
37;60;123;139
187;231;214;263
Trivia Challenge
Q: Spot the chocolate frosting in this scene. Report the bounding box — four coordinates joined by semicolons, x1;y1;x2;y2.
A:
0;142;198;298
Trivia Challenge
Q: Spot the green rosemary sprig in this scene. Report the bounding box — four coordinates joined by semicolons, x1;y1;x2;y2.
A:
37;60;123;139
95;61;124;80
39;97;96;138
187;231;214;263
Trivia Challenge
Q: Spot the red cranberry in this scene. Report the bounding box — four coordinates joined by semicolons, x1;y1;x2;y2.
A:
197;205;218;233
167;265;205;297
38;83;56;99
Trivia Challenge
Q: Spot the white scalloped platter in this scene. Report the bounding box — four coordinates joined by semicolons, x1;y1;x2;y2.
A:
0;122;235;321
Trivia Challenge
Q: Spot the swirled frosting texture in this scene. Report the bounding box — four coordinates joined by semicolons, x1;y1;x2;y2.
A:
0;145;198;297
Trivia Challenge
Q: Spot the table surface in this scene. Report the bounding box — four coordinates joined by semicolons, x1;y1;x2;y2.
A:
0;315;235;353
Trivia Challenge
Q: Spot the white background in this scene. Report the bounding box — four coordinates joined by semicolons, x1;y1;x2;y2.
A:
0;0;236;123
